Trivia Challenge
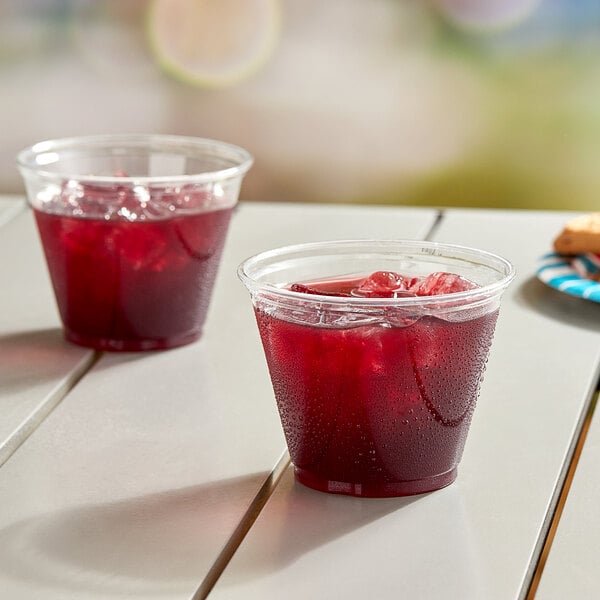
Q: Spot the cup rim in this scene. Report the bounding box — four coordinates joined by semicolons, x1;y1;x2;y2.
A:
17;133;254;185
238;239;516;308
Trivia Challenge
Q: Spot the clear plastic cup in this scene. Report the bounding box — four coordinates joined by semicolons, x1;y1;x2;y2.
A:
18;134;252;351
239;240;515;497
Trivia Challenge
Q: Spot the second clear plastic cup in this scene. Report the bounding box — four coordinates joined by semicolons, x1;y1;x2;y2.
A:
239;240;514;497
18;134;252;351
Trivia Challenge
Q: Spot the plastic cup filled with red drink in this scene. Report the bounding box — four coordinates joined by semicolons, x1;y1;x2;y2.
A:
239;240;514;497
18;134;252;351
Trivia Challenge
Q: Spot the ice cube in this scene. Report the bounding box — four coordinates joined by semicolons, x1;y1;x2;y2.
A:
150;184;217;213
52;180;124;219
52;179;86;216
66;181;172;221
40;175;224;222
354;271;420;298
114;184;175;221
119;222;168;270
414;272;477;296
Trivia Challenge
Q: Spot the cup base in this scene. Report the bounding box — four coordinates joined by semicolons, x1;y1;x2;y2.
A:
64;329;202;352
294;466;457;498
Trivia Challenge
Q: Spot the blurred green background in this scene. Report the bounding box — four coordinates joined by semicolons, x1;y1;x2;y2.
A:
1;0;599;210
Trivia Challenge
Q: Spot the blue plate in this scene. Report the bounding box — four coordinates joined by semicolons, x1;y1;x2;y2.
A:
536;252;600;303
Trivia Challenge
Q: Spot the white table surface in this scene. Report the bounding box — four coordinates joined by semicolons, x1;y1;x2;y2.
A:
0;195;24;227
0;201;598;599
0;200;438;599
0;201;94;467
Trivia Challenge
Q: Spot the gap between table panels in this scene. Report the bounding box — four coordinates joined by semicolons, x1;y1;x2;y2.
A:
192;450;291;600
524;378;600;599
423;210;444;241
0;351;100;468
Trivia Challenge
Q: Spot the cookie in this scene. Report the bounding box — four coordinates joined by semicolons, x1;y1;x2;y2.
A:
553;213;600;255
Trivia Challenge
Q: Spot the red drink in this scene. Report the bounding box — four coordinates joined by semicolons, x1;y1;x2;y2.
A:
34;203;232;351
18;134;253;351
254;273;499;496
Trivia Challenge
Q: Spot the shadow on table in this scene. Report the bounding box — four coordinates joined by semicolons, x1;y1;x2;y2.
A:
88;340;199;373
214;473;484;597
0;328;89;394
0;470;433;598
516;277;600;332
0;472;275;597
224;472;418;573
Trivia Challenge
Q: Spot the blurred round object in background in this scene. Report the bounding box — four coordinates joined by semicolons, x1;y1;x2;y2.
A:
433;0;542;31
147;0;281;88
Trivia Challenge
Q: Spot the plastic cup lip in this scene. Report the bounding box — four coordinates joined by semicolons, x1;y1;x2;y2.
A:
238;239;516;309
16;133;254;185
